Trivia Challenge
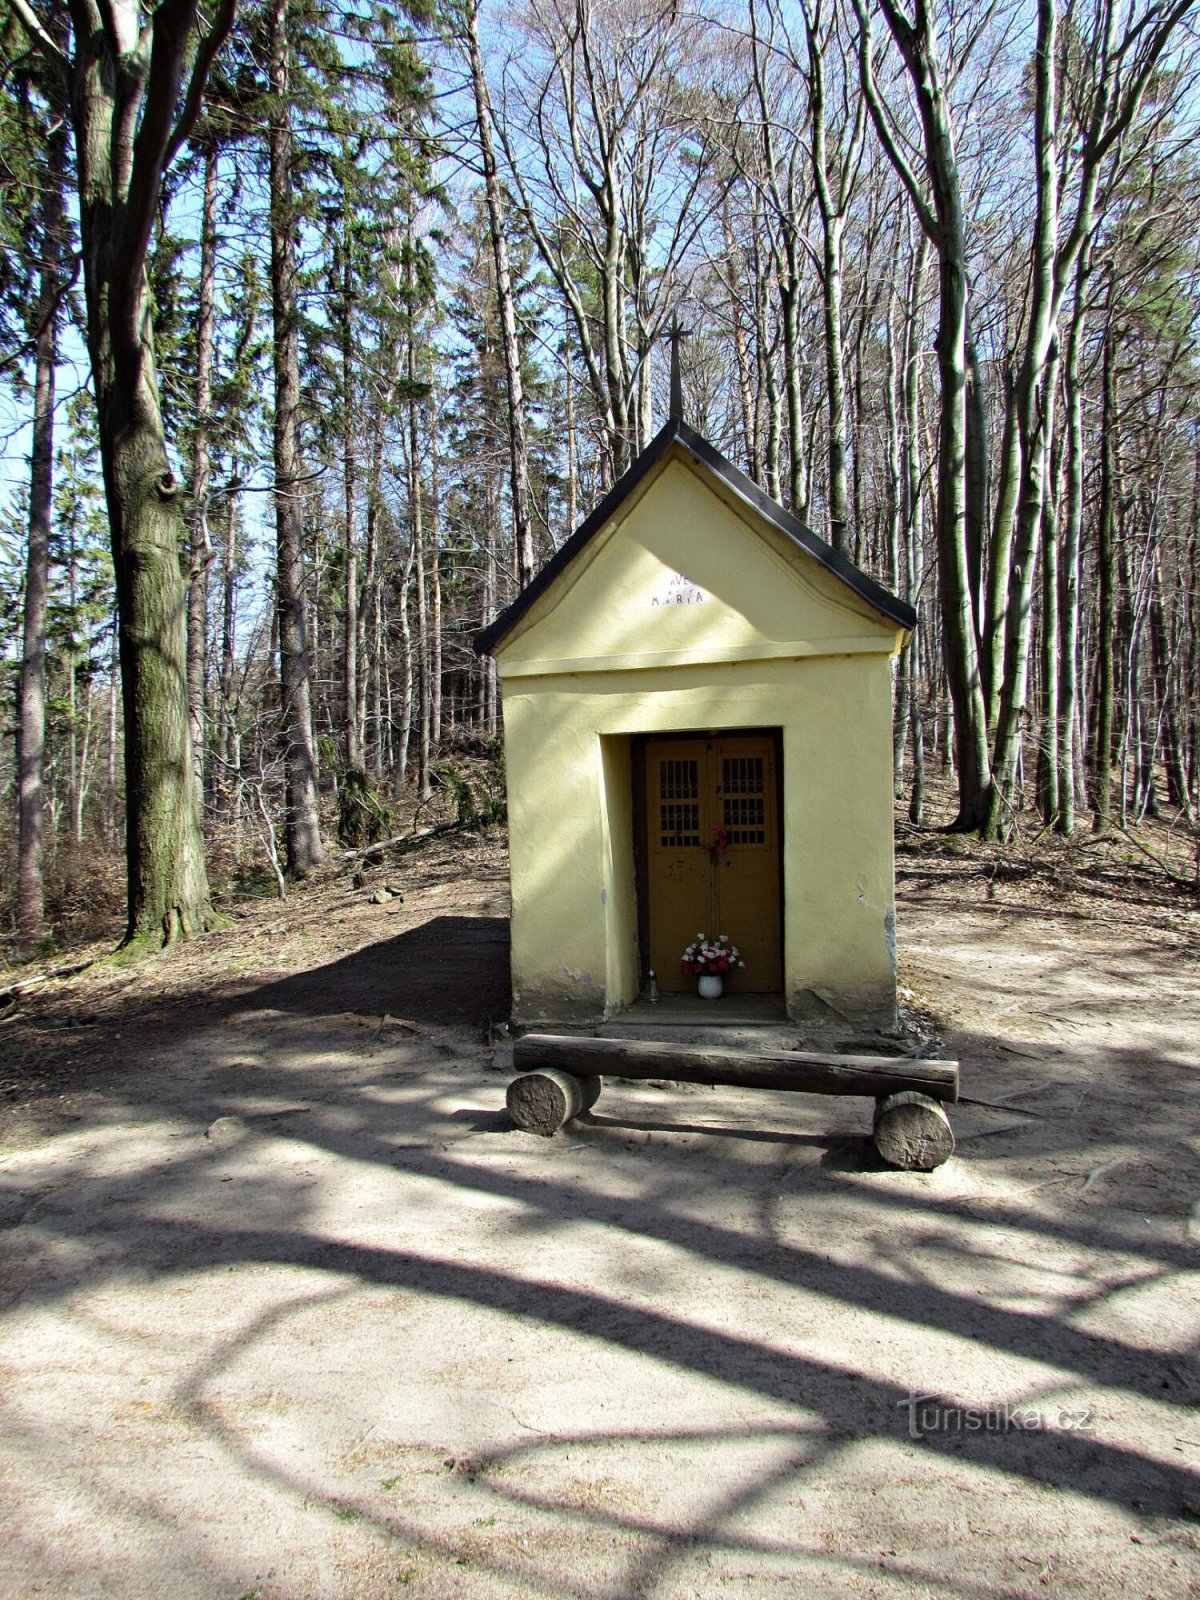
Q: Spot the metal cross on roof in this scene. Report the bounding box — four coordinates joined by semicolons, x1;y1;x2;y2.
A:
665;317;691;423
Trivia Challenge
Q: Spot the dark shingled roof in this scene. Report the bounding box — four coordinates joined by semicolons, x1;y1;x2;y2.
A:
474;417;916;657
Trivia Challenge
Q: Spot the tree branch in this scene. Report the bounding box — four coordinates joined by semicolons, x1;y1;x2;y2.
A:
164;0;237;168
121;0;206;273
851;0;937;242
8;0;68;70
1094;0;1195;165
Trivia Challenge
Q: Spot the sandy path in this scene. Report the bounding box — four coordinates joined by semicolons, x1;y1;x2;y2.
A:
1;838;1198;1598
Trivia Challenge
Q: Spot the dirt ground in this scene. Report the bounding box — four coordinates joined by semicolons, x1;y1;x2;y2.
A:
0;823;1198;1599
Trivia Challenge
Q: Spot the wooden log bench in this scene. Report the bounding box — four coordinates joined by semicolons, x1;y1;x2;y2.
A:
506;1033;959;1171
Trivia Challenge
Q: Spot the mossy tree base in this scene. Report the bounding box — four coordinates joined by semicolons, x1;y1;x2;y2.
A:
109;906;231;968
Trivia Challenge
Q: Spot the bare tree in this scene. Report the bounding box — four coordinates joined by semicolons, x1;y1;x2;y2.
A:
187;135;218;830
497;0;712;476
853;0;992;830
268;0;324;874
755;0;867;551
986;0;1196;834
16;103;68;953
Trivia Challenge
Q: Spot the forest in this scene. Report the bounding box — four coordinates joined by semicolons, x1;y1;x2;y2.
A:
1;0;1198;955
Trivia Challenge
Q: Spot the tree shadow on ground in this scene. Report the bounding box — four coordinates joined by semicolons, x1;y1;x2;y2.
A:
1;905;1198;1598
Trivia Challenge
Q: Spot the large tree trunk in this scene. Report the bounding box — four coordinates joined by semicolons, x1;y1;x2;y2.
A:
886;281;906;791
985;0;1059;834
803;0;860;555
483;467;499;734
1150;550;1192;819
818;210;850;552
187;139;218;831
359;400;387;769
395;536;416;790
964;313;988;630
99;330;214;941
372;577;385;783
779;255;809;521
410;395;431;799
601;217;632;478
269;0;324;875
1055;251;1090;835
16;116;67;953
219;492;238;783
1093;327;1117;835
429;383;443;749
106;612;119;842
565;317;578;533
925;145;990;829
989;335;1060;833
64;510;81;849
1039;443;1061;825
465;0;534;586
341;217;362;773
903;230;929;826
982;360;1020;726
69;0;222;946
758;253;783;504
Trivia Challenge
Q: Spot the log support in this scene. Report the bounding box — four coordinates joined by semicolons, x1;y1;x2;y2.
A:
872;1091;955;1170
505;1037;958;1168
514;1034;958;1101
506;1069;601;1137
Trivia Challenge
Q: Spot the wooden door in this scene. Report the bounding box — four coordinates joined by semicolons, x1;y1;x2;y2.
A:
641;733;782;993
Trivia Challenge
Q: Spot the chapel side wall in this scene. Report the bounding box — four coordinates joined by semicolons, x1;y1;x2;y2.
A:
779;653;898;1025
501;685;611;1024
500;655;898;1028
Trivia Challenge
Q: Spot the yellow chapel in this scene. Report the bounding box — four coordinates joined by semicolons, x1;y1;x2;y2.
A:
476;417;914;1031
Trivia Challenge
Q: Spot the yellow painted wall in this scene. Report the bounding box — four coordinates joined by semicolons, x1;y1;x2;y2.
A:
498;456;899;676
494;443;906;1028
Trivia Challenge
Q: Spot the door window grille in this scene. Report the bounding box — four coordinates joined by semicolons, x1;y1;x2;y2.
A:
722;755;764;795
722;795;765;843
660;759;699;799
721;756;766;843
659;759;701;846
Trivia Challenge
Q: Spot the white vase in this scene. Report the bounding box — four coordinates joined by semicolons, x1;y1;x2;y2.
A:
697;974;723;1000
